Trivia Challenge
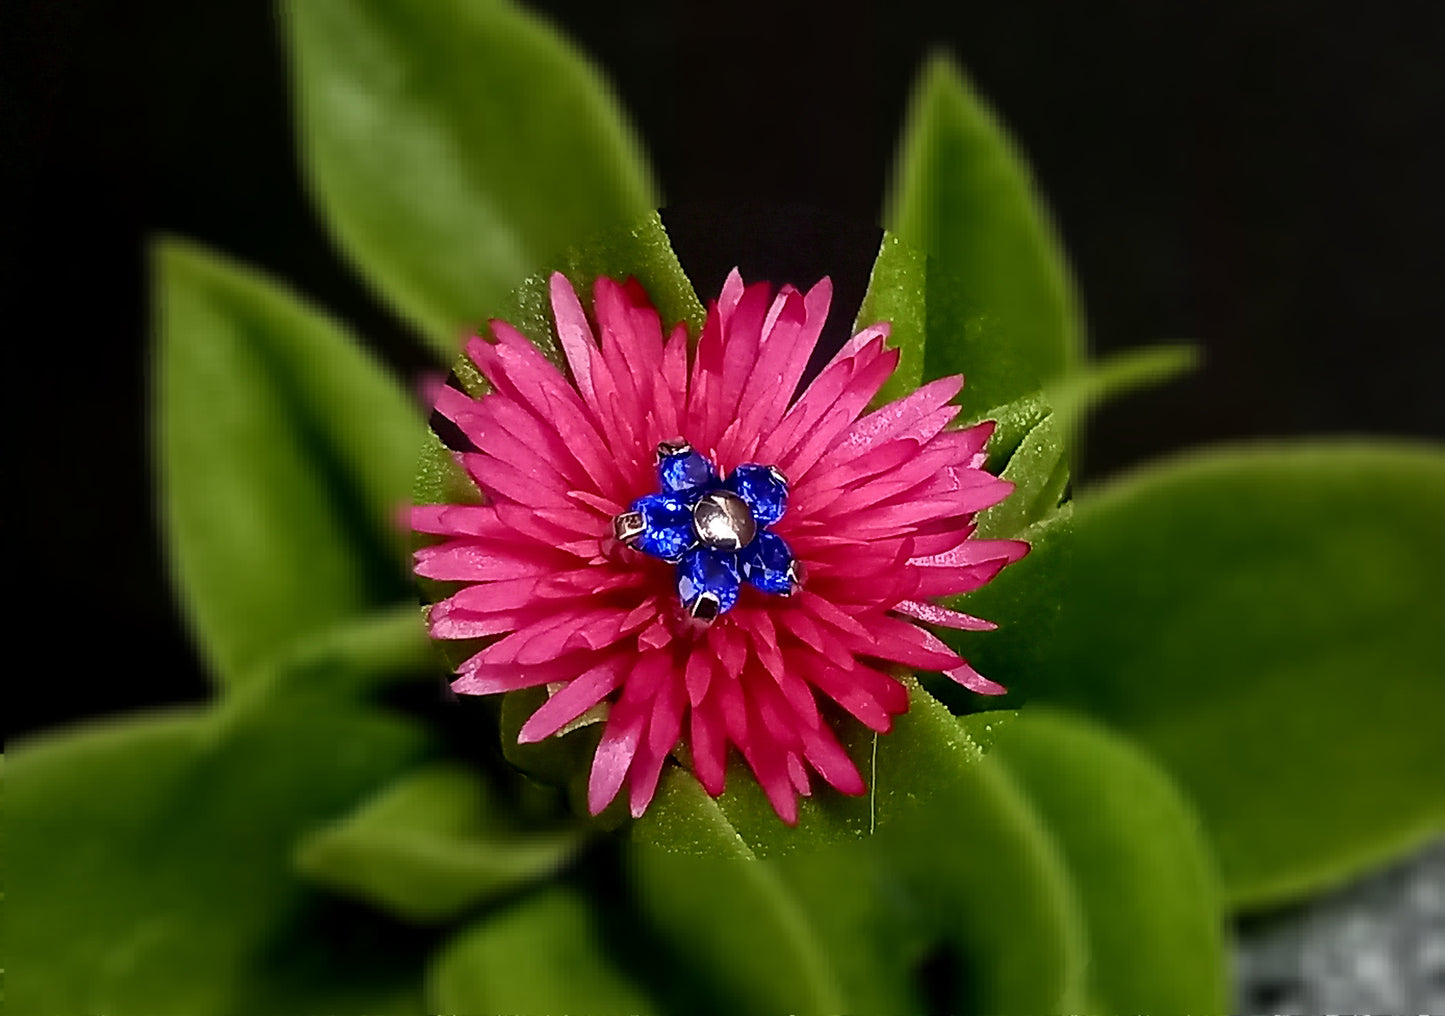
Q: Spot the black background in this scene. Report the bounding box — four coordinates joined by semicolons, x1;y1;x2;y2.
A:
12;0;1444;737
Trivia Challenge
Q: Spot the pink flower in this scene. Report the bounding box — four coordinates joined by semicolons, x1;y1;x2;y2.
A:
412;270;1027;824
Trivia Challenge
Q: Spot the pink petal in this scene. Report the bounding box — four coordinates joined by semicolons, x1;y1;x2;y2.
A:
685;649;715;706
587;698;648;815
946;660;1009;695
893;599;999;631
517;657;629;743
690;703;728;797
548;272;598;406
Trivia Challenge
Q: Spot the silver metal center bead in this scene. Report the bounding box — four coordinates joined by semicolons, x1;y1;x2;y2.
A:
692;490;757;552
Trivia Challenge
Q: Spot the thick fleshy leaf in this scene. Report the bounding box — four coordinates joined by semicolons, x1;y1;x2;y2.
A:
295;764;585;924
156;240;424;687
283;0;660;356
627;775;850;1015
974;346;1198;539
886;52;1082;418
976;409;1067;539
854;231;926;406
986;710;1230;1014
691;680;1088;1015
427;885;661;1015
959;442;1445;908
494;213;706;362
6;704;433;1015
234;603;442;708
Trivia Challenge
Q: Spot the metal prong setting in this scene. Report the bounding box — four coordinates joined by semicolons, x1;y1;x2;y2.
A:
767;464;789;487
779;561;802;597
692;490;757;552
612;510;645;544
687;592;722;622
656;438;692;461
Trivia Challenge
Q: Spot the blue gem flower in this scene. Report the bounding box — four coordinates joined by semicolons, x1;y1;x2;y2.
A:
739;530;798;595
727;464;789;525
618;441;797;619
629;493;695;560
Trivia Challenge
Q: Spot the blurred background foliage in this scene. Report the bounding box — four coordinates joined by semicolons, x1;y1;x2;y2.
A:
10;0;1445;1013
14;0;1443;733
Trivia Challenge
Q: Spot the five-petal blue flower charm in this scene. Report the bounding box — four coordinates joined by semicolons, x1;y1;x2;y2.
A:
613;441;800;621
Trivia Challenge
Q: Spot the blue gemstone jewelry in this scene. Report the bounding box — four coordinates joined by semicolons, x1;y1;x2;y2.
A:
613;440;800;622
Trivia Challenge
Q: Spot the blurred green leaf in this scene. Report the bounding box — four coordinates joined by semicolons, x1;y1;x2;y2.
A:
156;239;424;688
887;52;1082;418
295;764;585;924
499;213;707;358
282;0;660;357
988;710;1230;1013
7;704;433;1015
961;442;1445;908
427;885;661;1015
973;347;1198;539
1044;343;1198;428
633;774;921;1014
685;680;1088;1014
627;777;849;1015
854;230;927;405
977;409;1068;539
235;603;441;709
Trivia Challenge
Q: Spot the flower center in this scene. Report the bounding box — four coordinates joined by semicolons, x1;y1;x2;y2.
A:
612;440;799;622
693;490;756;551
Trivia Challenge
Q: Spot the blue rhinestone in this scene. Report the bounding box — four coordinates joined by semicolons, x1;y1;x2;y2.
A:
739;531;797;595
630;493;695;561
677;547;741;617
658;448;716;493
727;464;788;525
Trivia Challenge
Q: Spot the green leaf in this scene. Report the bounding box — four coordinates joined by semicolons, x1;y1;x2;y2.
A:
976;409;1068;539
962;441;1445;908
691;681;1088;1015
887;52;1082;418
632;774;922;1014
427;885;662;1015
854;230;927;406
972;346;1198;539
282;0;660;357
1044;343;1198;427
156;239;425;688
988;710;1230;1014
6;704;433;1015
234;603;441;709
627;777;849;1015
295;764;585;924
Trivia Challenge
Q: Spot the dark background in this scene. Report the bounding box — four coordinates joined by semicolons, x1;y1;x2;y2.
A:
12;0;1444;736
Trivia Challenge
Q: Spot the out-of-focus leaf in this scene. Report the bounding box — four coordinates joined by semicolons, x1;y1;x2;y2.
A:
235;603;441;708
1044;343;1198;428
7;704;432;1015
427;885;661;1015
282;0;661;357
627;776;848;1015
887;52;1082;418
156;239;424;688
498;213;706;360
960;442;1445;908
689;680;1088;1015
854;230;926;405
295;764;584;924
977;409;1068;539
988;710;1230;1013
974;346;1198;539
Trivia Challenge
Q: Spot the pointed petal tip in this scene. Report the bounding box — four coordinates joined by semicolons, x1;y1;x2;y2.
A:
945;662;1009;696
